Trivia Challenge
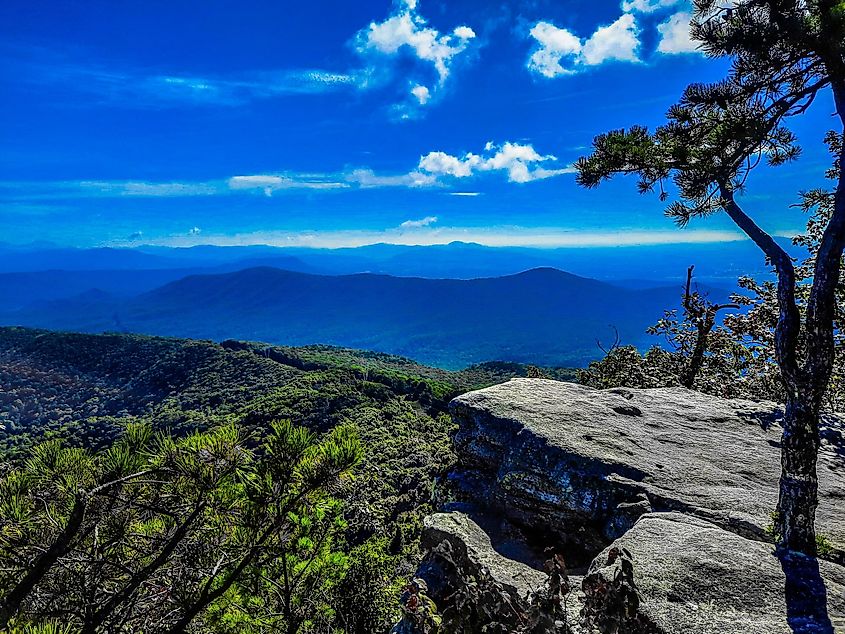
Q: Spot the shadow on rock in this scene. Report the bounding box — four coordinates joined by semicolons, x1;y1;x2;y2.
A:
779;550;834;634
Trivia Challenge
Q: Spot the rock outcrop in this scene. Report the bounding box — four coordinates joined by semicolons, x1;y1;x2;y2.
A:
419;512;546;601
418;511;845;633
416;513;542;631
416;512;583;633
449;379;845;562
584;512;845;634
410;379;845;633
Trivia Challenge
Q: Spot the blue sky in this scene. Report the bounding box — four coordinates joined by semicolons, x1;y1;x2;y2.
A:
0;0;837;248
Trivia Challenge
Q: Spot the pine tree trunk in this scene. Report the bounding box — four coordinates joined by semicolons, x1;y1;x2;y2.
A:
775;390;821;555
719;186;821;555
775;78;845;556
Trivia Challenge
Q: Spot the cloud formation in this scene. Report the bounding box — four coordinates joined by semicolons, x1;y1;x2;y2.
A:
227;175;349;196
1;140;575;204
528;15;640;77
357;0;475;84
411;84;431;104
78;181;219;196
355;0;476;111
527;0;701;77
399;215;438;229
621;0;681;13
345;168;437;188
144;70;357;105
418;142;575;183
9;46;358;108
656;12;699;54
9;3;476;115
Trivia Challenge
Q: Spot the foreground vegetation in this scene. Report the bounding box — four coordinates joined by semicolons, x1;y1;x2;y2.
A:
0;327;573;631
0;420;360;632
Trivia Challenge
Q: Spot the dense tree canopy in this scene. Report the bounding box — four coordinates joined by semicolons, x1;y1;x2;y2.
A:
1;328;567;633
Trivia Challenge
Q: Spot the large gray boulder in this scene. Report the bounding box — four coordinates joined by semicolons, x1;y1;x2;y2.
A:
420;512;546;599
449;379;845;562
414;512;551;632
584;512;845;634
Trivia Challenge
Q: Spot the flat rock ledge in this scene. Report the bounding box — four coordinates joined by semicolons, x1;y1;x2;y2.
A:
449;379;845;561
410;379;845;633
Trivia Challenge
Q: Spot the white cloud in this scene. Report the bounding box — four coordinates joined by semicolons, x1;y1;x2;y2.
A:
2;176;356;200
188;226;201;235
453;26;476;40
621;0;680;13
2;143;571;204
527;22;582;78
355;0;475;110
657;12;700;54
0;169;435;201
418;142;575;183
418;151;482;178
227;174;348;196
399;215;438;229
227;175;286;196
17;53;357;108
449;191;481;197
581;14;641;65
527;14;640;77
141;70;360;103
357;4;475;84
411;84;431;104
78;181;219;196
345;168;437;188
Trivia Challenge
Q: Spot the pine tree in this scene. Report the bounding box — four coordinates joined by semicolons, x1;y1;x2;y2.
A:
0;420;362;632
576;0;845;555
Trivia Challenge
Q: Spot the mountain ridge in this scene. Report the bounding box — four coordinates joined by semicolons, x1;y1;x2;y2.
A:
0;239;800;283
1;265;712;369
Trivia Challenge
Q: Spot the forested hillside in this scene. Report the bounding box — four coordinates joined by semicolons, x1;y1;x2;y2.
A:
0;326;573;630
0;324;571;475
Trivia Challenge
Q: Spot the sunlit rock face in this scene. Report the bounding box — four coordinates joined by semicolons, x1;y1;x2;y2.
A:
582;512;845;634
449;378;845;562
406;379;845;633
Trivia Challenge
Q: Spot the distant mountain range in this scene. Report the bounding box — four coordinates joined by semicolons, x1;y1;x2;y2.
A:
0;266;717;369
0;258;315;310
0;238;797;283
0;240;766;367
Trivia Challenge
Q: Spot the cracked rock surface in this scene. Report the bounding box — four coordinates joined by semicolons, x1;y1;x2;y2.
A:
586;512;845;634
